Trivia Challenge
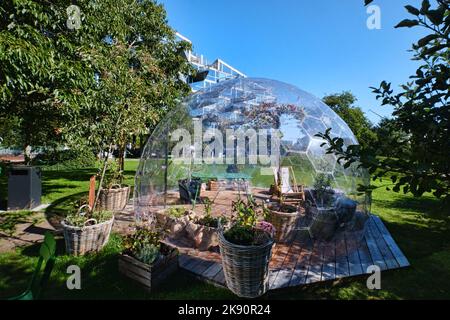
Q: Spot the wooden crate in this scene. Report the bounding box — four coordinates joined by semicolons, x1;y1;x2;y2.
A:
118;245;179;292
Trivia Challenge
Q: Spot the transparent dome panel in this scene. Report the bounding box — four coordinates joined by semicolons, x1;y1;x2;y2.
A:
135;78;371;245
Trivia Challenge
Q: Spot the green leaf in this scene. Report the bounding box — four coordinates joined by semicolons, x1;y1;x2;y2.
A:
405;5;420;16
395;19;420;28
420;0;431;14
417;34;439;47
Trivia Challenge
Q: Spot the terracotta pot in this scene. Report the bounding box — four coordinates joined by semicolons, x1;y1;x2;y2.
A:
208;180;220;191
185;219;219;251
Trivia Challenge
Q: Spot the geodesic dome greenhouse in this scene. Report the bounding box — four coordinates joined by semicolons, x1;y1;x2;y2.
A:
134;78;371;243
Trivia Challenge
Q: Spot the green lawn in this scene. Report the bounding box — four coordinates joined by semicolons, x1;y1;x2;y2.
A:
0;160;449;299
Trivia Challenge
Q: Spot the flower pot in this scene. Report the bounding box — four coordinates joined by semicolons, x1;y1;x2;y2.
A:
335;197;357;224
266;203;299;243
208;180;219;191
308;206;338;241
118;243;178;292
155;208;191;240
61;216;114;256
97;185;130;211
185;219;218;251
178;178;202;203
218;229;274;298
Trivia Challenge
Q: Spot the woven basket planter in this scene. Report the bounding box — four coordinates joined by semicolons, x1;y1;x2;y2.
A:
218;230;274;298
266;203;299;243
97;185;130;212
118;243;178;292
61;216;114;256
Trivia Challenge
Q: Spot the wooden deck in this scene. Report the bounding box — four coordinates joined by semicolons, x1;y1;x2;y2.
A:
176;215;409;291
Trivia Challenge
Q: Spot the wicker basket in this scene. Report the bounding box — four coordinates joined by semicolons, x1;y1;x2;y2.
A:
61;206;114;256
97;184;130;211
218;228;274;298
267;203;299;243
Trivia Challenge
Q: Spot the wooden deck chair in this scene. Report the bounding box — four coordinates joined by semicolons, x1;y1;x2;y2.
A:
271;166;305;203
8;232;56;300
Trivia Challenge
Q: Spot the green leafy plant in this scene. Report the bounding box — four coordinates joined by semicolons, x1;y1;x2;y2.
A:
135;243;160;265
64;210;113;228
166;207;187;219
122;227;167;265
313;173;334;208
101;159;124;189
194;198;227;228
224;195;273;245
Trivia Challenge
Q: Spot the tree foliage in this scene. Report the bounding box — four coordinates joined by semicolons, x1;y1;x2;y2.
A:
0;0;193;167
318;0;450;206
322;91;377;150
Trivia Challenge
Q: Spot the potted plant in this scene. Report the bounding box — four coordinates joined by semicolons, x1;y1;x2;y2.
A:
61;205;114;256
218;195;275;298
265;196;299;243
208;178;219;191
96;159;130;212
155;206;193;240
178;177;202;204
118;227;178;292
185;198;227;251
307;174;338;241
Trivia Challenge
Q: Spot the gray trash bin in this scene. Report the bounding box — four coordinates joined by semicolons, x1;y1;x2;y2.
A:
8;165;42;210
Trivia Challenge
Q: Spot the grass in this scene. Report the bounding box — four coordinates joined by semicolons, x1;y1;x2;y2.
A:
0;160;449;299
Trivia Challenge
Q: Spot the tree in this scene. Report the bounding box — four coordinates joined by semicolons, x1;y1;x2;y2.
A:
373;118;411;158
64;0;193;177
322;91;377;150
0;0;94;163
318;0;450;205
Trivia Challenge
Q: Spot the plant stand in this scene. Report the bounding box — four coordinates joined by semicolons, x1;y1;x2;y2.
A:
118;243;178;292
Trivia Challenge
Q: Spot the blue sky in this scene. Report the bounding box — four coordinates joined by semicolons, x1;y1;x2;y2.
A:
160;0;427;124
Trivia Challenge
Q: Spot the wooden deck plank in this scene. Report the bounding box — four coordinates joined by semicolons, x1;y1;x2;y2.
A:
371;215;410;267
213;268;226;285
182;255;205;273
178;254;191;268
289;235;314;286
269;243;291;289
345;232;364;276
335;231;350;278
193;259;216;276
365;222;388;271
321;237;336;281
367;218;399;270
357;236;373;274
202;262;223;279
305;241;324;284
271;234;305;289
177;213;408;292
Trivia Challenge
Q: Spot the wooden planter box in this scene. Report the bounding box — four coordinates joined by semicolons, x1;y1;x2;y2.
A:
118;244;179;292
